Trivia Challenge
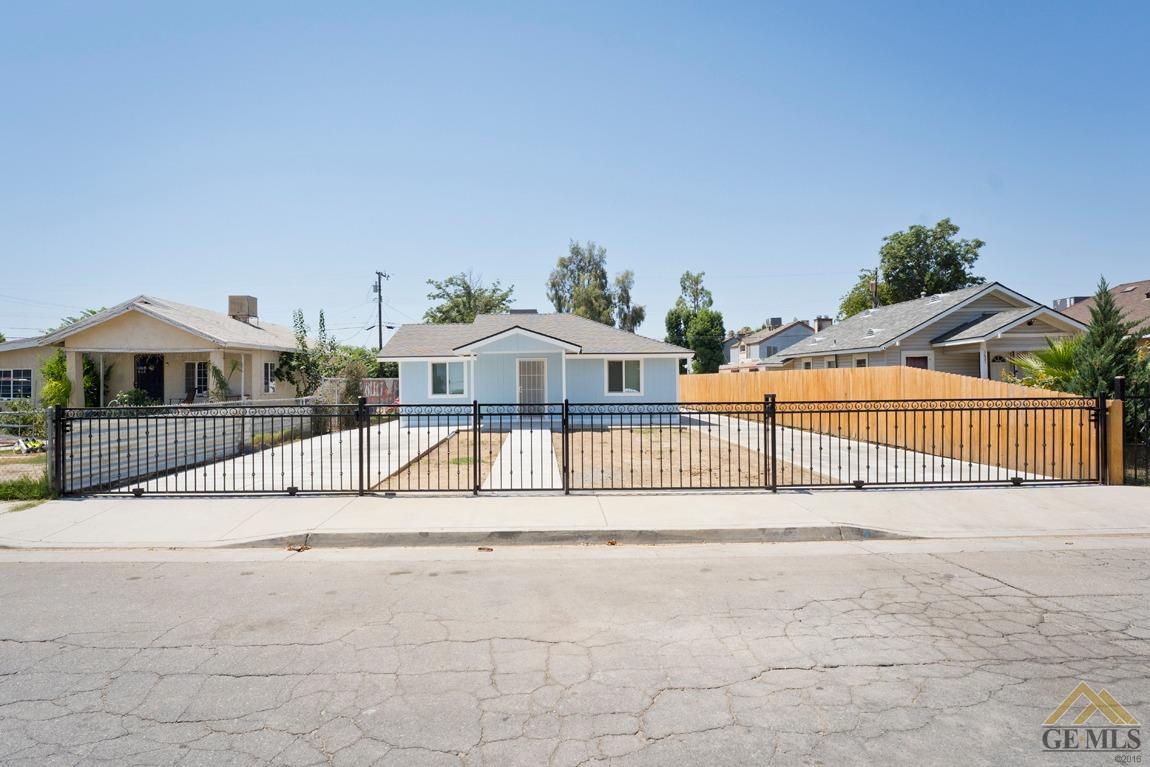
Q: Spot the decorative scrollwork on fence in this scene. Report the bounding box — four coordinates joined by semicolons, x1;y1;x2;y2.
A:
774;397;1097;413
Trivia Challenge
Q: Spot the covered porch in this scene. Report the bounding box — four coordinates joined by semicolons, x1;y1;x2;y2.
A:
63;348;261;407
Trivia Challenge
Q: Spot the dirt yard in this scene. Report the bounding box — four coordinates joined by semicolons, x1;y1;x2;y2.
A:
559;427;824;489
375;431;507;491
0;453;47;483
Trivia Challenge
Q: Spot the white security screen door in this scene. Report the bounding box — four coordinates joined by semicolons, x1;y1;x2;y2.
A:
517;359;546;407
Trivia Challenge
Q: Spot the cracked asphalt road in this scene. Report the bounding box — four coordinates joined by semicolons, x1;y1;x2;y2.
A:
0;539;1148;766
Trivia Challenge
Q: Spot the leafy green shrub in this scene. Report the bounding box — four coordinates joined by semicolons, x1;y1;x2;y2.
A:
40;349;72;407
110;389;158;407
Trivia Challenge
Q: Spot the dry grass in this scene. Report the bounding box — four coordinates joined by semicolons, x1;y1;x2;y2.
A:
559;427;824;489
0;453;47;483
376;431;507;491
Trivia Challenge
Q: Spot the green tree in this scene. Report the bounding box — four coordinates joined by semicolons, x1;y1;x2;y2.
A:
424;271;514;324
613;270;646;332
665;271;724;373
1069;277;1145;397
678;271;713;312
47;308;106;333
664;300;693;373
0;331;5;343
838;219;984;318
273;310;325;397
686;308;725;374
838;270;894;319
546;240;615;325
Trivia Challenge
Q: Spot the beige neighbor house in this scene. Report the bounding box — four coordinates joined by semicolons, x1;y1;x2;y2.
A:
0;295;299;407
761;282;1087;379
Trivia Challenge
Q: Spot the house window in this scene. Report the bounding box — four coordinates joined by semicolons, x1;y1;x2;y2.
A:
607;359;642;394
763;345;778;358
903;355;931;370
431;361;465;396
826;357;838;369
263;362;276;394
0;369;32;399
855;357;868;368
802;361;812;370
184;361;209;395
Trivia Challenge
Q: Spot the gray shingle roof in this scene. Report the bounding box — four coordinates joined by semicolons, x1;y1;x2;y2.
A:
739;320;812;346
36;295;298;351
769;283;1000;361
930;307;1038;344
380;313;691;358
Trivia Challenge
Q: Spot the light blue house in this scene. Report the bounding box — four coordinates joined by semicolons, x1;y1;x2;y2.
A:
379;311;692;414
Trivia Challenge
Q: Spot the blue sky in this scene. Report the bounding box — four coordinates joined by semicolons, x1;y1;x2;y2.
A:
2;1;1147;344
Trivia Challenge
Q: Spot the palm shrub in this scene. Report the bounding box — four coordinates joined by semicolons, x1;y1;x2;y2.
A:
1009;336;1081;392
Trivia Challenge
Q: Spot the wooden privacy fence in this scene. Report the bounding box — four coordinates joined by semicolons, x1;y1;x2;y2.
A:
681;368;1124;484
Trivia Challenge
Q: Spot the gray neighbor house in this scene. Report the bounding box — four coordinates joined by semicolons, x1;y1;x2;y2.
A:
720;320;818;372
760;282;1086;380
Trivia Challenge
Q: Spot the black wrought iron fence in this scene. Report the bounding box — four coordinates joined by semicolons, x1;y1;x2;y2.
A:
49;395;1106;496
1122;391;1150;485
772;397;1103;487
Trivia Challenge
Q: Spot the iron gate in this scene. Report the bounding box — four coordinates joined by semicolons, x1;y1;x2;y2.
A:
50;396;1106;496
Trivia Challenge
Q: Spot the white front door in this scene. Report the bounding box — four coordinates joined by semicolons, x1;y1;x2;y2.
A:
989;354;1011;381
517;358;546;407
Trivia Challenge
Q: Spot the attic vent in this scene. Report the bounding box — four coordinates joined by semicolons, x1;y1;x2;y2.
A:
927;294;944;303
864;328;881;337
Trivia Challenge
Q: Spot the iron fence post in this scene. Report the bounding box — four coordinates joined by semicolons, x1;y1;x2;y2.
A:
562;399;570;495
51;404;65;496
765;394;777;492
357;396;367;496
1096;393;1108;485
472;400;480;495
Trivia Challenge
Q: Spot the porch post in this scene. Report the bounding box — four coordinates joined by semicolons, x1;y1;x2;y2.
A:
561;352;567;401
240;354;246;400
66;350;84;407
979;342;989;379
209;349;226;400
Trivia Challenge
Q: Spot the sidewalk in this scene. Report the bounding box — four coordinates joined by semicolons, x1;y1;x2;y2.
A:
1;485;1148;549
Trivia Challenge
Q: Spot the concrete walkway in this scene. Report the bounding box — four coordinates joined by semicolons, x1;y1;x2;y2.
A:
0;485;1147;548
483;425;563;490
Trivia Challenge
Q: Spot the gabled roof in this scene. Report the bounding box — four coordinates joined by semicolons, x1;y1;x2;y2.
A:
739;321;813;347
768;282;1056;361
380;313;691;358
1060;279;1150;336
35;296;297;351
929;306;1084;346
0;337;42;353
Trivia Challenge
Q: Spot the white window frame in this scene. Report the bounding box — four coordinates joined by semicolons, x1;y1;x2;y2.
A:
802;360;812;370
604;358;644;396
0;369;33;400
900;350;935;370
184;361;209;396
853;355;868;368
263;362;276;394
825;356;838;369
429;360;468;398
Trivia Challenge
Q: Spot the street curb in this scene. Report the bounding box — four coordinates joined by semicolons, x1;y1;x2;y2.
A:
221;525;914;549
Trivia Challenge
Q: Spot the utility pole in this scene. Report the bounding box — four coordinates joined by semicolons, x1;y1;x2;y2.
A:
373;271;390;351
